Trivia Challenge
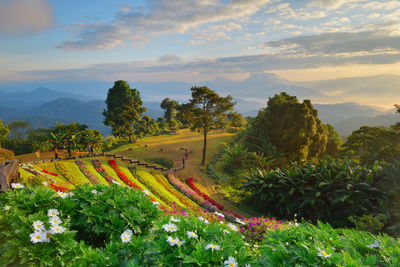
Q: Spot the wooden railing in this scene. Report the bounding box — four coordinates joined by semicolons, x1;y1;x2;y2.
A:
0;160;20;192
25;152;185;173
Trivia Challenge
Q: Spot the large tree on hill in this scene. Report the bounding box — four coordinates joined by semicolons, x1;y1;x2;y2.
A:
325;124;342;158
103;81;146;143
246;92;328;162
160;97;179;132
180;86;235;165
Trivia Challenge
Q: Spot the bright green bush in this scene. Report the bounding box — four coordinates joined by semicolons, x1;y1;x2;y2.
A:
145;157;175;169
258;221;400;266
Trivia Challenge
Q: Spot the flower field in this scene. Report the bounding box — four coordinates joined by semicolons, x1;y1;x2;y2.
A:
0;157;397;265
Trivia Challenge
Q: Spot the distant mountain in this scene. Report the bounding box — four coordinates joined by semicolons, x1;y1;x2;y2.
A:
0;87;92;106
333;114;399;137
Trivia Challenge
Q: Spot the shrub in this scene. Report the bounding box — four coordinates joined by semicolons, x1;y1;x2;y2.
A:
0;147;14;161
348;214;386;234
0;185;160;266
241;158;386;228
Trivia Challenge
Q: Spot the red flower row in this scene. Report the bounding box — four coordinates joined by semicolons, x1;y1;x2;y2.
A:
108;159;143;190
49;183;70;192
108;159;157;202
42;170;58;176
185;177;243;219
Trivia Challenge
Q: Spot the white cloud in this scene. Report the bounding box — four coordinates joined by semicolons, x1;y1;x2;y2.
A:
0;0;54;35
362;1;400;10
309;0;365;10
59;0;272;50
158;54;183;62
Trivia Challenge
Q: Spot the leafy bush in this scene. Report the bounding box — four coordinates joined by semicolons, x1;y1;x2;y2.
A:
241;158;386;228
145;157;175;169
0;185;160;266
348;214;386;234
0;147;14;161
258;221;400;266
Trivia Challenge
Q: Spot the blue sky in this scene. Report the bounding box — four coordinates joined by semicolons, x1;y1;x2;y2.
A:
1;0;400;100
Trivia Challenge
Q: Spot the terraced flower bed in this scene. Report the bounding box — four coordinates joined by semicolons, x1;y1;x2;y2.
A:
54;162;87;186
75;160;100;185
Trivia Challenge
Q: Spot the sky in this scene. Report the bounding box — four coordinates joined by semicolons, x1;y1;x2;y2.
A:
0;0;399;108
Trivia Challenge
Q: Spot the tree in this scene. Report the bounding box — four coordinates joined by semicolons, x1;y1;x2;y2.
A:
137;115;159;137
103;81;146;143
7;121;30;140
180;86;235;165
48;123;87;158
160;98;179;132
325;124;342;157
342;126;400;164
0;119;9;148
395;104;400;114
78;129;103;151
245;92;328;162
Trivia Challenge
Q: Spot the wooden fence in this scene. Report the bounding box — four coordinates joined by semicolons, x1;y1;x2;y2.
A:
26;152;185;173
0;160;20;192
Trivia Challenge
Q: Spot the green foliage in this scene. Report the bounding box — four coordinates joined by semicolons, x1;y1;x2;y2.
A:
245;92;329;162
103;80;146;143
325;124;342;158
241;158;386;228
342;126;400;164
258;221;400;266
0;119;9;148
160;97;180;132
223;143;249;174
7;120;30;140
348;214;386;234
178;86;235;165
144;157;175;168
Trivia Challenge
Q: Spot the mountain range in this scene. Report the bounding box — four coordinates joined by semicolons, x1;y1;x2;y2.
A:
0;73;398;137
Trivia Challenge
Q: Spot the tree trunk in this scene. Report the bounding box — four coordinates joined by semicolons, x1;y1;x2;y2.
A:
201;130;207;166
67;147;72;158
128;134;132;143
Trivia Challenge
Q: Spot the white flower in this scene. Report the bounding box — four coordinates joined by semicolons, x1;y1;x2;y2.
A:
187;231;198;239
11;183;25;189
317;248;332;258
245;264;251;267
170;216;181;222
198;216;209;224
112;180;121;186
50;225;66;234
367;240;379;248
214;211;225;218
43;231;51;243
91;189;98;195
57;191;67;199
3;206;10;211
166;236;176;246
224;256;238;267
30;231;45;243
121;232;131;243
175;238;185;246
42;181;48;186
205;244;220;251
49;216;62;226
162;223;178;233
223;229;230;234
47;209;60;217
68;192;74;197
152;201;160;206
143;189;150;196
32;220;45;231
228;223;238;232
235;218;246;225
123;229;133;237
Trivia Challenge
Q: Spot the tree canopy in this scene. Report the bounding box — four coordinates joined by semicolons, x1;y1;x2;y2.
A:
160;98;179;132
0;119;9;148
103;80;146;143
179;86;235;165
245;92;328;162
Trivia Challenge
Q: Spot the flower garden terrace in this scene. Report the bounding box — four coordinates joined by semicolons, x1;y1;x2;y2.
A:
0;157;400;266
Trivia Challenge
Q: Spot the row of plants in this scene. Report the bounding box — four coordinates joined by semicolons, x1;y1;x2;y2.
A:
74;160;100;185
91;159;117;184
41;170;58;176
1;185;399;266
186;177;242;219
108;159;142;190
54;162;87;186
128;167;182;207
153;173;200;211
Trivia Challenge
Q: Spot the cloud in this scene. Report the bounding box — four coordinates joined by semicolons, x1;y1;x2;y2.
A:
59;0;272;50
56;23;137;50
158;54;182;62
0;0;54;35
309;0;365;10
264;30;400;55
